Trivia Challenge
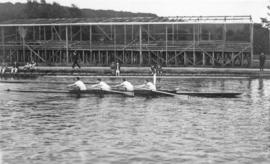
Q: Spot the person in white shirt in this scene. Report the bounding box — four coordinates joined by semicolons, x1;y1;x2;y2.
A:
68;77;87;91
115;78;134;91
115;62;120;76
91;78;111;91
137;79;156;91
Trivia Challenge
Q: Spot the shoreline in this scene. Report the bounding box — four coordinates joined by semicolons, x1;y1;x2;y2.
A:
0;66;269;79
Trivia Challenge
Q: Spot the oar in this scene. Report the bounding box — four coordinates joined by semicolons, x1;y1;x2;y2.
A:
5;88;69;94
152;90;177;97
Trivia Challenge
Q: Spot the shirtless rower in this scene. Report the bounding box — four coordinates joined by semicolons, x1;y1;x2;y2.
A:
115;78;134;91
137;79;156;91
91;78;111;91
68;77;87;91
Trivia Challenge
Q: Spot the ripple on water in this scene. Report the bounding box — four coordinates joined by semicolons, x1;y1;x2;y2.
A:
0;78;270;163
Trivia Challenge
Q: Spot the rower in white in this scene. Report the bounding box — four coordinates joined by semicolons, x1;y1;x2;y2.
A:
91;78;111;91
68;77;87;91
115;78;134;91
137;79;157;91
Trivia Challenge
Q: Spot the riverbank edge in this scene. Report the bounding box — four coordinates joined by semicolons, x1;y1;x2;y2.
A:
1;66;269;78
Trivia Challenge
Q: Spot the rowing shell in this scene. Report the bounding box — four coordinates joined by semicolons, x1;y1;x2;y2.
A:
5;89;242;98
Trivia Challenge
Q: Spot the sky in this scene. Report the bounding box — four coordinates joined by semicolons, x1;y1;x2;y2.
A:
1;0;269;22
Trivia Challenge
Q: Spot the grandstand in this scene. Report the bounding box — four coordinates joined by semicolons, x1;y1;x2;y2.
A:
0;16;253;67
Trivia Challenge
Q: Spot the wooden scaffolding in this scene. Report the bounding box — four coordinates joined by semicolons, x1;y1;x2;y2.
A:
0;16;253;67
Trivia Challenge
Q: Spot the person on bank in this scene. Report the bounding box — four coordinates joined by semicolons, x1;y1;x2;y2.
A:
115;62;120;76
115;78;134;91
11;61;19;74
259;52;266;71
72;51;81;69
91;78;111;91
68;77;86;90
110;62;116;75
137;79;156;91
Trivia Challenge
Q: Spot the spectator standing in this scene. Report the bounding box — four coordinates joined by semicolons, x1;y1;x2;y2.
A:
115;62;120;76
156;63;163;75
259;52;266;72
150;64;156;75
72;51;81;69
1;62;7;75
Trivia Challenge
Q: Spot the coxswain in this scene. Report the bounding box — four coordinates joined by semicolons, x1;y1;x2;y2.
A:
91;78;111;91
115;78;134;91
137;79;156;91
68;77;86;90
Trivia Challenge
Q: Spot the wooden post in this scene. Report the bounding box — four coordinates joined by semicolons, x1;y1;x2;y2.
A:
16;50;19;62
131;25;134;41
70;26;72;41
139;25;143;65
39;26;41;40
175;51;177;66
231;52;234;67
114;25;116;61
51;26;54;40
9;49;12;63
89;25;92;51
165;25;168;66
124;25;127;45
43;26;46;41
241;52;244;66
106;51;109;65
212;52;215;66
83;50;85;64
202;52;206;66
193;24;196;65
172;24;174;45
250;23;254;67
1;27;5;63
80;26;82;41
148;24;150;44
184;52;187;65
222;23;227;66
65;26;69;64
33;26;35;40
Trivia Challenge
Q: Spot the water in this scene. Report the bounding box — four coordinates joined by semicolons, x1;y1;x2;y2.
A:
1;77;270;164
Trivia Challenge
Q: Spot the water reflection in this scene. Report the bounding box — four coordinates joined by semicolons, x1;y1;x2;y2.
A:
1;78;270;163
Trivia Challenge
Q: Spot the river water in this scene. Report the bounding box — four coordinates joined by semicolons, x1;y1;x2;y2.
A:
0;77;270;164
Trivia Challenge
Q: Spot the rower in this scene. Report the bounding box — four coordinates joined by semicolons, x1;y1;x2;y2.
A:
91;78;111;91
115;78;134;91
68;77;87;91
137;79;157;91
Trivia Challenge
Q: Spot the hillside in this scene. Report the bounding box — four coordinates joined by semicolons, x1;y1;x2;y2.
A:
0;1;157;21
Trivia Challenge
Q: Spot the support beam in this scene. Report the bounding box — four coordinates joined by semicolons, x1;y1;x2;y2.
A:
89;25;92;51
202;52;206;66
80;26;82;41
193;24;196;65
124;25;127;45
51;26;54;40
165;25;168;66
24;44;45;62
184;52;187;65
1;27;5;63
114;25;116;61
250;23;254;67
212;52;215;66
139;25;143;65
65;26;69;63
